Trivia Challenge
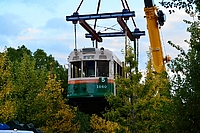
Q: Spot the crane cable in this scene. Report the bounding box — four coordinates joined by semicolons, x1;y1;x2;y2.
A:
121;0;137;28
120;0;128;65
124;0;139;71
121;0;139;66
120;0;126;9
123;0;137;28
93;0;102;48
74;24;77;49
94;0;101;30
73;0;84;49
76;0;84;12
136;38;139;73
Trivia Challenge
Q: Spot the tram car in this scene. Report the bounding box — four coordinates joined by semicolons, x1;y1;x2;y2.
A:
67;47;122;114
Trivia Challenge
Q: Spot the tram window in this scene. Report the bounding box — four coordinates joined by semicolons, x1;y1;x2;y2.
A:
114;61;116;76
83;61;95;77
117;64;122;76
114;62;122;77
71;61;81;78
97;61;109;77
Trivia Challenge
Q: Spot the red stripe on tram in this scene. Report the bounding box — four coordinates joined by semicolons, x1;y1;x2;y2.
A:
68;78;114;84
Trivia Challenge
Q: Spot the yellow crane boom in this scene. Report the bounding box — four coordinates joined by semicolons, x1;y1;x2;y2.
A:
144;0;170;73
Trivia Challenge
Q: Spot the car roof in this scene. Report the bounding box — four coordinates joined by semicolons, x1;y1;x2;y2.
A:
0;130;34;133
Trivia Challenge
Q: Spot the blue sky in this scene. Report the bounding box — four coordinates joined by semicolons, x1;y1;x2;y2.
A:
0;0;193;71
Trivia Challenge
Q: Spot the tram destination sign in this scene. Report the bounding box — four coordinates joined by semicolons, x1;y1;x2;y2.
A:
82;48;96;54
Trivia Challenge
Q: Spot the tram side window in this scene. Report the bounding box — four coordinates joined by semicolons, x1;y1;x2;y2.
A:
71;61;81;78
83;61;95;77
114;61;122;77
117;63;122;76
97;61;109;77
114;61;116;76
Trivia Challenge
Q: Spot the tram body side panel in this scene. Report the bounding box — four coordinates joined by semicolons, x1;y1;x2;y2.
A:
67;78;114;98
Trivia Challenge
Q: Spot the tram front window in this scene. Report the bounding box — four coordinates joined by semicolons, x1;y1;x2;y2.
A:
83;61;95;77
71;61;81;78
97;61;109;77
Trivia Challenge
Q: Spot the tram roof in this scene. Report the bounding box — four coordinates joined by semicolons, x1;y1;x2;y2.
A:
68;47;122;65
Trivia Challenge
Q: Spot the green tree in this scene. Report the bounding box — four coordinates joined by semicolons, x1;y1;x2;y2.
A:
35;74;79;132
103;46;142;132
0;50;79;132
159;1;200;132
0;46;82;133
6;45;32;63
90;114;121;133
33;49;68;96
0;53;16;123
168;19;200;132
9;53;78;131
134;52;174;133
33;49;48;69
102;46;174;133
11;53;47;124
73;111;92;133
5;46;68;97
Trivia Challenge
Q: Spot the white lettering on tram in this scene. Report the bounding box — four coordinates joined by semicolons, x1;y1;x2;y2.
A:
96;85;107;89
101;77;106;82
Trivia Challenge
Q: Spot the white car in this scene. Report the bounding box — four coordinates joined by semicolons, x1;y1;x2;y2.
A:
0;130;34;133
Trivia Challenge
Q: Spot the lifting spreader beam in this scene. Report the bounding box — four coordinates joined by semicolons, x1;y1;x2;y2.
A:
85;30;145;39
117;17;134;41
66;11;135;21
66;11;136;42
79;20;102;42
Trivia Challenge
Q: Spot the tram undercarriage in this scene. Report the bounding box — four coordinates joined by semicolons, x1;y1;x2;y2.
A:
68;97;109;115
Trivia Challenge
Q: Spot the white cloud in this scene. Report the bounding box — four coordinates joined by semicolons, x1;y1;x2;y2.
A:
26;28;42;35
17;28;42;41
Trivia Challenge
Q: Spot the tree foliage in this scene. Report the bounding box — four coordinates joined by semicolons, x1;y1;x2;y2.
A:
159;0;200;14
90;114;121;133
102;45;174;133
33;49;68;92
102;46;141;132
73;111;92;133
5;45;68;94
11;53;47;124
0;53;16;123
38;75;79;132
0;47;79;132
6;45;32;63
168;19;200;132
134;52;174;133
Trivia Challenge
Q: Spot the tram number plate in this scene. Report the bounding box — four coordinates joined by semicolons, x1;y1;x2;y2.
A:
99;77;107;83
97;84;107;89
97;77;108;89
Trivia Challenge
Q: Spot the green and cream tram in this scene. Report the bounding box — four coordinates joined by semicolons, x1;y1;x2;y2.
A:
67;47;122;113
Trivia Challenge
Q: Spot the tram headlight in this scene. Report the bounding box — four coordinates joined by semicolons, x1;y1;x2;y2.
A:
100;47;104;54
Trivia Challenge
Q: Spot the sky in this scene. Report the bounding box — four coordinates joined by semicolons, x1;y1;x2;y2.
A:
0;0;194;71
